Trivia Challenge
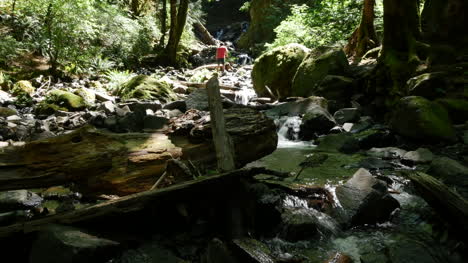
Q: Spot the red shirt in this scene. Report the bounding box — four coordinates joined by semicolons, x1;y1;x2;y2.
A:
216;46;228;59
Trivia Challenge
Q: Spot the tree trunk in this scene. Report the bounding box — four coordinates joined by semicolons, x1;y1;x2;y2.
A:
193;21;217;46
376;0;426;100
345;0;379;59
163;0;189;66
158;0;167;48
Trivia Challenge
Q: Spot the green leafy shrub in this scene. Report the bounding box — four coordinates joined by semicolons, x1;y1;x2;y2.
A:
103;69;137;91
266;1;363;51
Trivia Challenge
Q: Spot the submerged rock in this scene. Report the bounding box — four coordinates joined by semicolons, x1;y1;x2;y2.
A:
299;106;336;139
252;43;309;99
30;224;119;263
335;168;399;226
402;148;434;164
280;208;318;241
389;96;456;142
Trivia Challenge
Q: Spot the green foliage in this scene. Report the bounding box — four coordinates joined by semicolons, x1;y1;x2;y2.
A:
103;69;136;91
266;1;363;51
188;69;213;83
239;1;251;12
0;35;24;66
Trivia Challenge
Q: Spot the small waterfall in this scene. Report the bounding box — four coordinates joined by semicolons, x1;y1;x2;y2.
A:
277;116;302;141
215;29;224;39
234;86;256;105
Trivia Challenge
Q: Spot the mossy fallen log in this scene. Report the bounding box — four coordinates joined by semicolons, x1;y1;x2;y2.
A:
407;172;468;235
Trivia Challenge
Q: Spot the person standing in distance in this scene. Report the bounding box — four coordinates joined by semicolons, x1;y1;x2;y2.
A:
216;42;228;72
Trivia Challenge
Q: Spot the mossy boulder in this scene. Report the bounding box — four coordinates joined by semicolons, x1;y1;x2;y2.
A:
117;75;178;103
252;43;309;99
36;103;68;116
435;98;468;124
292;48;350;98
75;88;96;106
12;80;35;96
45;90;87;111
389;96;456;142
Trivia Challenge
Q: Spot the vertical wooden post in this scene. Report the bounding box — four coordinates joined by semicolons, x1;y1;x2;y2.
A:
206;74;236;171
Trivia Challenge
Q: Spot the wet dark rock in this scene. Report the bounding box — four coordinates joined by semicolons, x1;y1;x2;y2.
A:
366;147;407;160
265;96;328;118
353;128;396;150
204;238;238;263
435;98;468;124
335;168;400;226
402;148;434;164
164;100;187;112
316;133;360;154
232;238;275;263
30;224;120;263
143;115;169;130
0;210;32;226
0;190;43;213
299;106;336;140
428;156;468;186
280;208;318;241
386;235;441;263
333;108;360;125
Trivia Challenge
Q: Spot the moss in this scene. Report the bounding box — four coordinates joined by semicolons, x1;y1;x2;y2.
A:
12;80;35;96
46;90;87;111
252;43;309;99
390;96;456;142
0;107;17;117
435;98;468;124
36;102;68;115
117;75;178;103
292;48;349;98
74;88;95;106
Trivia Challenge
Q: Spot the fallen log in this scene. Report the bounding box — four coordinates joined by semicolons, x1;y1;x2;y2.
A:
193;21;217;45
0;167;283;238
0;125;181;195
407;172;468;235
179;80;241;91
0;108;277;195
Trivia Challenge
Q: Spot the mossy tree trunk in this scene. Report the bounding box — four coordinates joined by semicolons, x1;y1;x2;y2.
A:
163;0;189;66
376;0;428;100
345;0;379;59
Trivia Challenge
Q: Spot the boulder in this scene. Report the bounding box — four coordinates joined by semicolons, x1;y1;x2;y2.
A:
45;90;87;111
335;168;400;226
163;100;187;112
0;190;43;213
292;48;350;98
75;88;96;106
117;75;178;103
252;43;309;99
366;147;407;159
186;89;233;111
353;128;396;150
280;208;318;241
12;80;35;96
435;98;468;124
333;108;360;125
428;156;468;186
389;96;456;142
99;101;116;115
30;224;119;263
299;106;336;139
402;148;434;164
406;72;448;99
265;96;328;118
316;133;360;154
313;75;354;109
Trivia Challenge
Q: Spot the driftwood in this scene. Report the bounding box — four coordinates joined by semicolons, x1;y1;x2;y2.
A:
207;75;235;171
407;172;468;235
0;167;285;238
193;21;217;45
